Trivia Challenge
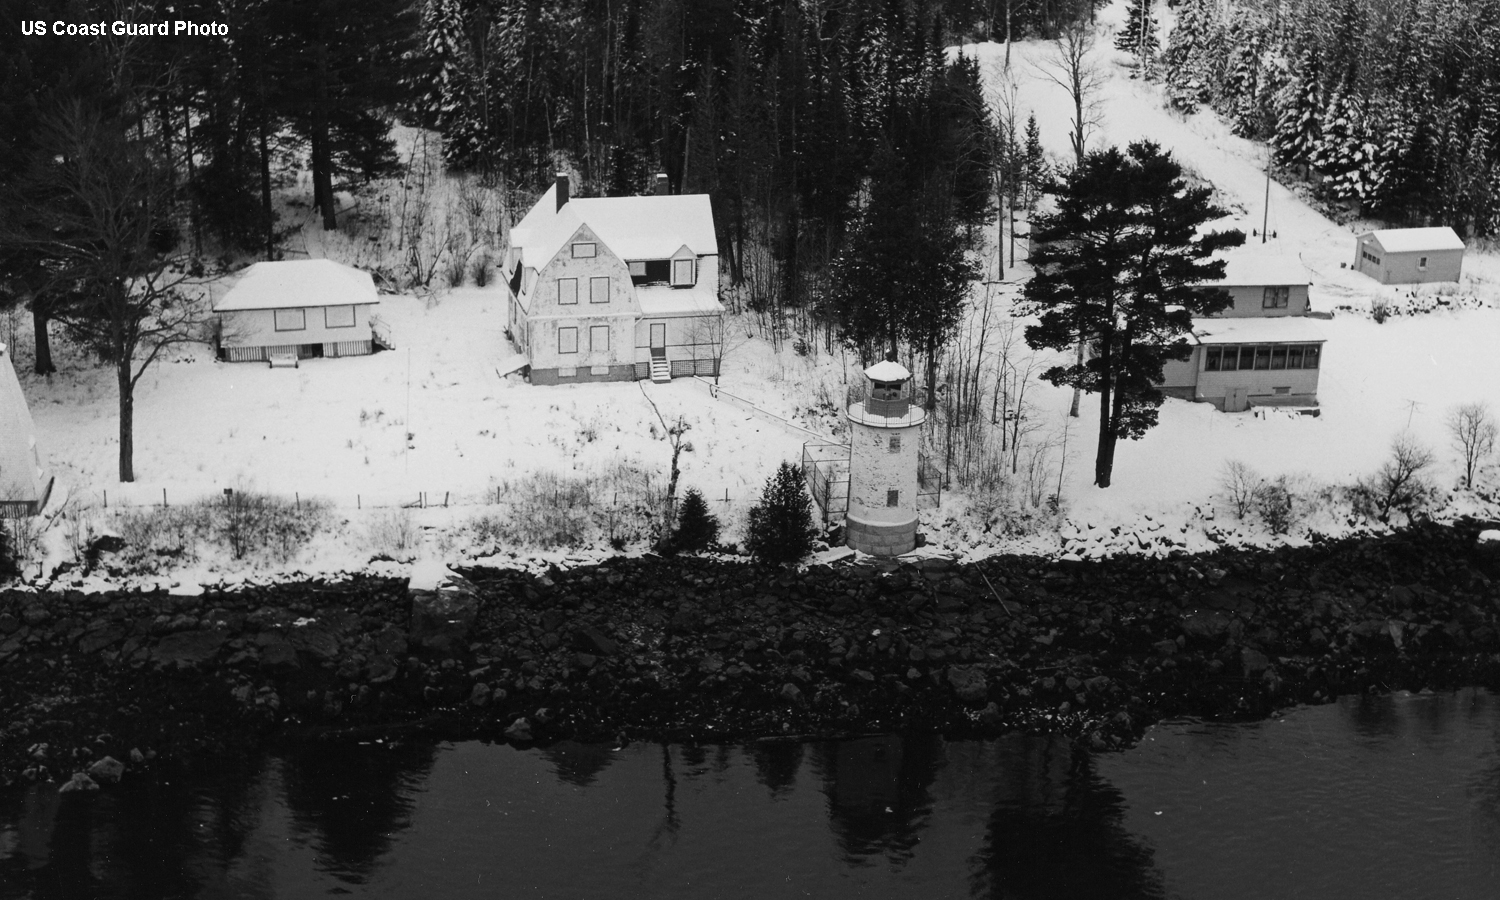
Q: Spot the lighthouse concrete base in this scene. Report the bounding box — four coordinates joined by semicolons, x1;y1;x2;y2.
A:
845;514;917;557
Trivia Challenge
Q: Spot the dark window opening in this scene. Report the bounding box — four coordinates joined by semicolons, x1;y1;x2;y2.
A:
630;260;672;286
886;490;899;507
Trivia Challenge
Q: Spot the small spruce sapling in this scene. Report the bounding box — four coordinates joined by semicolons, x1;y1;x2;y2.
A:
746;462;817;565
673;488;721;552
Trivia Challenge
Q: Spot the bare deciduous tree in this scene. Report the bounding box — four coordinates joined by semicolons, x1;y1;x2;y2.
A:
3;103;209;483
1352;433;1438;525
1447;401;1497;489
1219;460;1264;520
1033;20;1104;419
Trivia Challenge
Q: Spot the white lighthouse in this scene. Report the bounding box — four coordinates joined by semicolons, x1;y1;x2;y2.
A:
844;360;924;556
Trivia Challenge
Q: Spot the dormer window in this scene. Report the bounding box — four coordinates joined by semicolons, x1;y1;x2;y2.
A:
571;242;596;258
672;258;696;286
1262;286;1289;309
630;260;671;286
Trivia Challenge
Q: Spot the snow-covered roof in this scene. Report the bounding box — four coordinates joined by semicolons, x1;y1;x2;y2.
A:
1208;255;1310;287
215;260;380;312
865;360;912;382
0;343;50;506
636;284;725;317
1191;317;1326;344
511;183;719;270
1361;227;1465;253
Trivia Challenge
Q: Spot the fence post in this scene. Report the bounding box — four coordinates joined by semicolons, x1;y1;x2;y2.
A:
163;488;168;508
103;490;107;509
357;494;361;510
296;492;300;510
444;491;449;508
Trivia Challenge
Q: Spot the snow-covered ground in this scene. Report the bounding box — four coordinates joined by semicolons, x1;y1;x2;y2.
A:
5;2;1499;587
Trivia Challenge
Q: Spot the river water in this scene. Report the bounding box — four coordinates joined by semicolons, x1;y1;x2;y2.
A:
2;689;1498;899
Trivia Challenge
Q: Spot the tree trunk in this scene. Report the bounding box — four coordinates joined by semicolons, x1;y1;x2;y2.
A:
259;115;275;260
1093;335;1113;488
31;304;55;376
311;42;338;231
117;356;135;483
1069;341;1083;416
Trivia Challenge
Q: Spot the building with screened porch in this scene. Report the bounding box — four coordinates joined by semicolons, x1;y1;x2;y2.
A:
214;260;382;365
503;173;725;385
1158;255;1326;412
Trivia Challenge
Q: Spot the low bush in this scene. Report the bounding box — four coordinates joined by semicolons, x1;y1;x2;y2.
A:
366;508;419;557
1350;434;1439;525
669;487;720;553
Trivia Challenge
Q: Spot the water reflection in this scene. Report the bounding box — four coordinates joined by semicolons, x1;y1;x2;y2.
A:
1;692;1498;899
975;737;1166;899
813;735;942;867
277;742;436;881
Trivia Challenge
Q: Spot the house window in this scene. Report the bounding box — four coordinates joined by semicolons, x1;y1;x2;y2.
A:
1362;249;1381;266
558;326;578;354
1262;286;1289;309
628;261;647;278
672;258;696;286
324;305;355;328
1287;345;1304;369
1274;386;1291;395
1205;346;1222;371
1253;346;1271;370
571;242;596;258
590;276;610;304
1270;345;1288;369
558;277;578;305
886;490;899;507
889;435;902;453
274;308;305;331
1419;256;1428;269
590;324;610;352
1302;344;1320;369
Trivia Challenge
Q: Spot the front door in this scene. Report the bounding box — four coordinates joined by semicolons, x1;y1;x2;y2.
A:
1226;387;1249;413
649;323;666;358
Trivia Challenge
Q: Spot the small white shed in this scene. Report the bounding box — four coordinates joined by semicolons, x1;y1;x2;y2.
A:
0;343;53;516
215;260;381;363
1353;227;1464;284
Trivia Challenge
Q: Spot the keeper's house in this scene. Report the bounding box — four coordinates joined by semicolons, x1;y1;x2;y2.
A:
214;260;381;363
1158;255;1326;413
1352;226;1464;284
503;174;724;385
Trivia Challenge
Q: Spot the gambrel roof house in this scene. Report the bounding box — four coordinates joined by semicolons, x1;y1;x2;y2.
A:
0;342;53;516
504;174;725;384
1158;254;1326;413
1353;226;1464;285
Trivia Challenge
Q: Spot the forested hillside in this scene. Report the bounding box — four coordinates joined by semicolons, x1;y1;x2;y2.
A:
1161;0;1500;239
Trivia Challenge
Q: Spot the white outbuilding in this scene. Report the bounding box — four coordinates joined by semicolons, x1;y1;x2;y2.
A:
0;342;53;516
214;260;382;364
1352;227;1464;284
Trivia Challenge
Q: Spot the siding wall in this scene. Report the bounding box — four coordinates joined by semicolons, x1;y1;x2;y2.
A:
1196;366;1321;403
220;304;374;349
523;223;640;371
847;419;922;529
1216;284;1310;317
1355;239;1463;284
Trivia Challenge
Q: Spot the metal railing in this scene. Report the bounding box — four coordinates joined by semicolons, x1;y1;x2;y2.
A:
846;380;916;418
800;441;942;523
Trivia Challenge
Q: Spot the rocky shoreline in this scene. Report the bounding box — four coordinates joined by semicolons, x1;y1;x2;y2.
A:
3;520;1499;789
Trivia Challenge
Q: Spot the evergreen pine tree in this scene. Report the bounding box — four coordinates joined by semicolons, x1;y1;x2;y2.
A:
1114;0;1159;61
745;462;817;565
673;488;721;552
1272;57;1323;170
1308;86;1372;204
1022;112;1049;208
1022;141;1244;488
1160;0;1217;110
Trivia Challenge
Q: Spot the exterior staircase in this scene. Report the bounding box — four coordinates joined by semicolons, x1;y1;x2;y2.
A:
650;355;671;383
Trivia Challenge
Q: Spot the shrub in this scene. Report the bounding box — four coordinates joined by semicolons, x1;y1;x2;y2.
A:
471;249;491;287
0;520;15;579
745;462;816;565
1350;433;1438;525
1219;460;1263;520
1255;475;1296;535
365;508;419;557
672;488;721;552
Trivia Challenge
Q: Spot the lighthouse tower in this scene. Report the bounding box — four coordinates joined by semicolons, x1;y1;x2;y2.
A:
845;360;924;556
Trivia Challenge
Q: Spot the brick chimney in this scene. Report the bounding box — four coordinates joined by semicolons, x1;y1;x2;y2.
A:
654;173;669;196
555;173;569;211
